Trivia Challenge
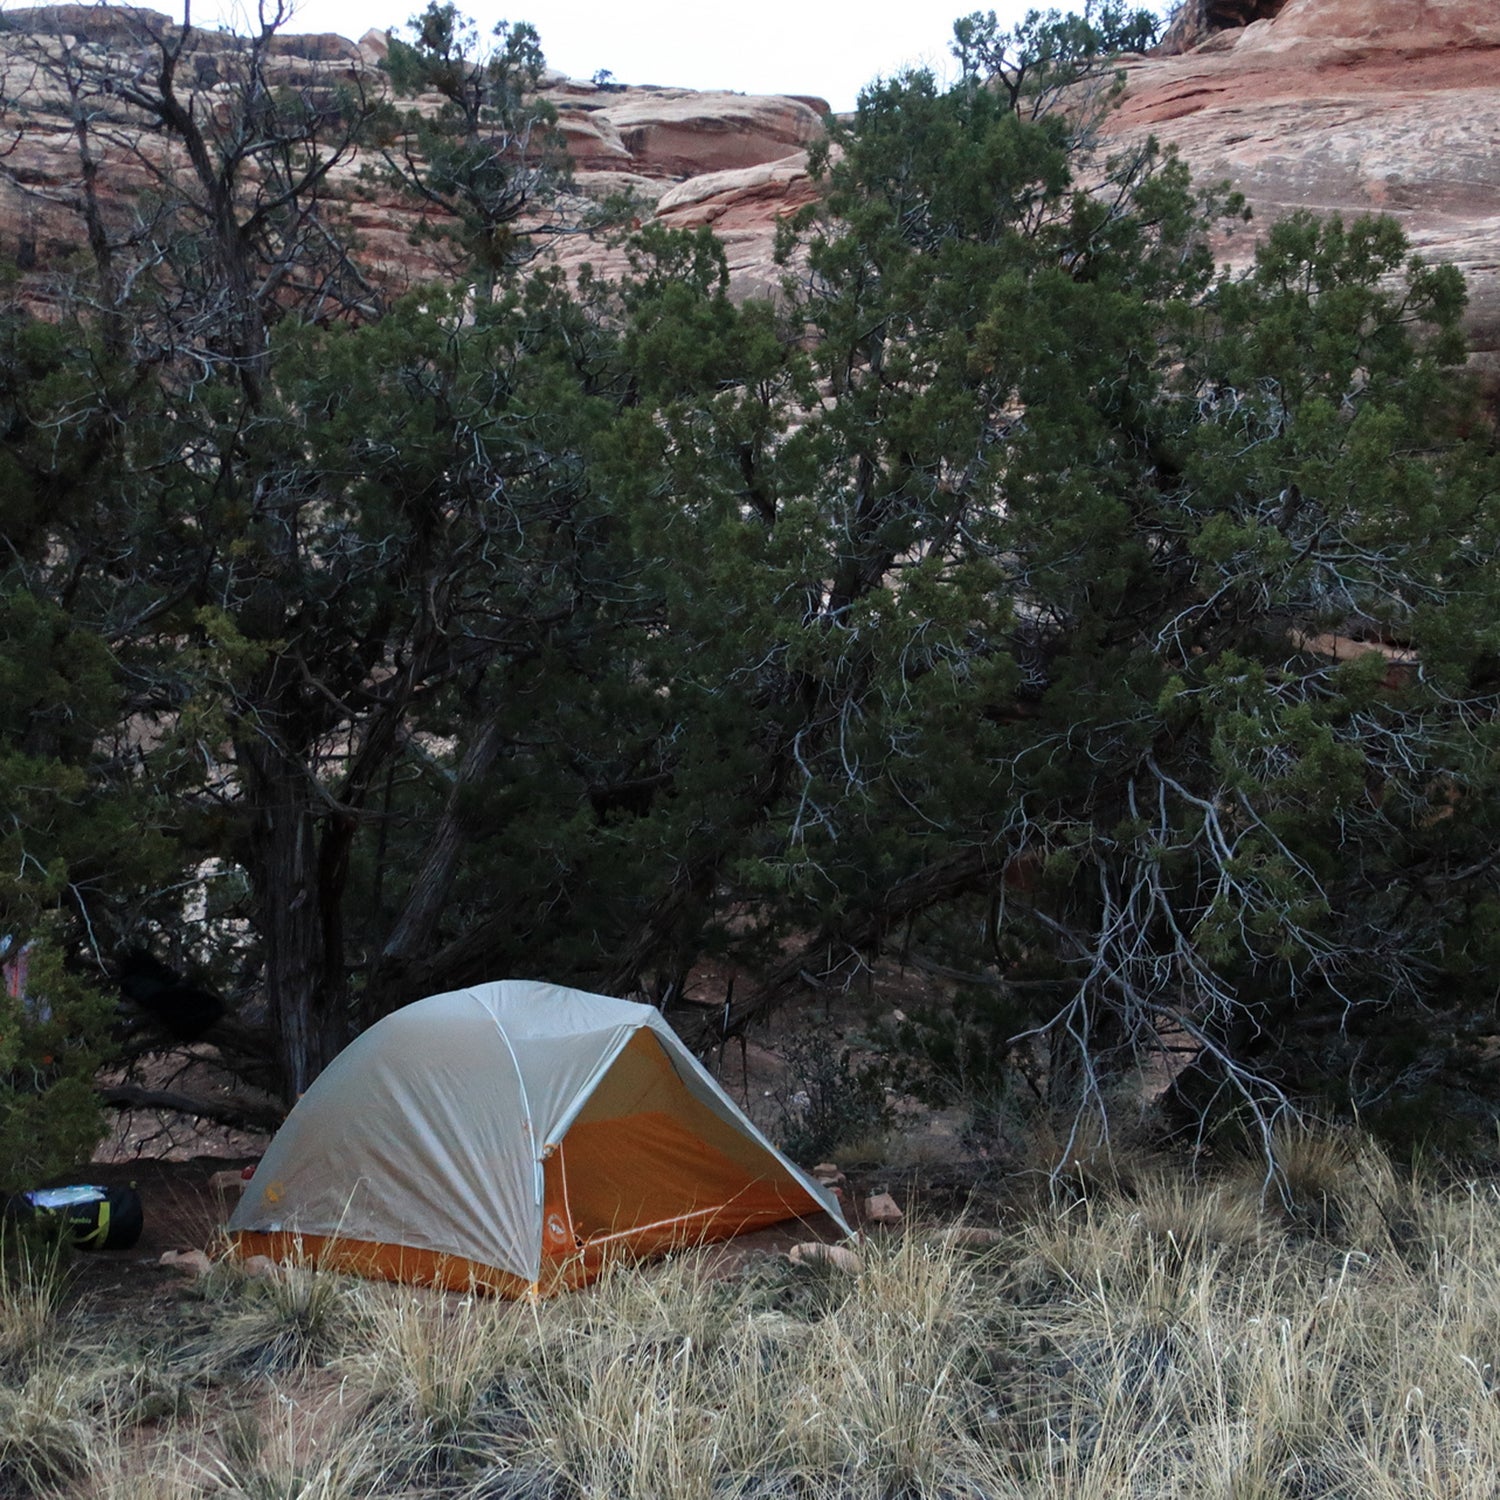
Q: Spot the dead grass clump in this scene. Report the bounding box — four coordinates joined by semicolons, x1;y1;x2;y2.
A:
0;1357;95;1493
0;1224;69;1370
52;1397;210;1500
1005;1189;1236;1309
181;1257;364;1378
1216;1123;1434;1256
1245;1121;1405;1244
988;1158;1500;1498
66;1351;195;1436
197;1397;387;1500
0;1230;99;1495
514;1331;732;1499
1130;1172;1265;1267
1018;1108;1139;1206
4;1339;210;1498
344;1285;528;1476
781;1228;993;1495
505;1250;777;1498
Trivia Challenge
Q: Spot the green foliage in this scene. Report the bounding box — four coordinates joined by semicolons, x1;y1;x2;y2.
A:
375;3;565;292
749;11;1500;1128
6;1;1498;1143
0;366;179;1176
775;1031;893;1164
879;985;1032;1111
951;1;1161;118
0;944;112;1195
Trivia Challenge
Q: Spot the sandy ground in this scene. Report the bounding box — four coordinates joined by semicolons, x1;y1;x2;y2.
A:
57;1156;261;1317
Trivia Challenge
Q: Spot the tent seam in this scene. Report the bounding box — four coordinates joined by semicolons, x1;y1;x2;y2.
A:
467;985;545;1279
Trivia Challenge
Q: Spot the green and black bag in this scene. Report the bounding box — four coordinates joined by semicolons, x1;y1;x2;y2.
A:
12;1184;144;1250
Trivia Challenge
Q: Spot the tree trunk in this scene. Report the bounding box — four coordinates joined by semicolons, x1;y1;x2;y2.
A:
240;741;348;1099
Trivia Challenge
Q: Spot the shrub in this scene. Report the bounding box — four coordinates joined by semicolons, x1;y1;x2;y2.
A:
773;1029;892;1164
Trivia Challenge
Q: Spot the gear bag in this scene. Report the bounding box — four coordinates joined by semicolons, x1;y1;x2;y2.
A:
15;1184;144;1251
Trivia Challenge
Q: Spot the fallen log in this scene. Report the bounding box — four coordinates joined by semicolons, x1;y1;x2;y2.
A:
98;1083;285;1133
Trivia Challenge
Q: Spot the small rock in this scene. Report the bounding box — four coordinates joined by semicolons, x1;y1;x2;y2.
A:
240;1254;276;1279
864;1192;903;1225
937;1226;1005;1248
160;1248;213;1274
789;1241;862;1274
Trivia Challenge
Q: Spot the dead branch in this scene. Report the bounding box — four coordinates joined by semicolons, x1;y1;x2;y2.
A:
98;1082;285;1132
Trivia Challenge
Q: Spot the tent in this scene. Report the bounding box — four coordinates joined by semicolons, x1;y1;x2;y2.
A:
228;980;849;1294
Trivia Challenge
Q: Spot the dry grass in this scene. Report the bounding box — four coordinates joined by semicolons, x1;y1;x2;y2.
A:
13;1135;1500;1497
182;1258;367;1378
0;1225;68;1368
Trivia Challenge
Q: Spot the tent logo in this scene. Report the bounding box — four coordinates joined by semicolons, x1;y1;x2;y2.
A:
545;1212;569;1245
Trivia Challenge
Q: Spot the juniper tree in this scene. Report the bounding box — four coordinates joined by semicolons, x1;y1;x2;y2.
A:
728;20;1500;1137
374;2;565;299
0;2;383;405
0;308;182;1184
5;2;1498;1151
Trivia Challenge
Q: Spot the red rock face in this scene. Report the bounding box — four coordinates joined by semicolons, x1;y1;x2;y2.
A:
541;83;823;295
1108;0;1500;398
1158;0;1293;55
1;0;1496;396
581;90;820;179
0;6;824;308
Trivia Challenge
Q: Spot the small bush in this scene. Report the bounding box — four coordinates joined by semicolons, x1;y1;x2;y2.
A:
773;1029;892;1164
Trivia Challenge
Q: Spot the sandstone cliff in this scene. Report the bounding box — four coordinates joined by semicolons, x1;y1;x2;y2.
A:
1;0;1497;391
1112;0;1500;394
0;5;823;306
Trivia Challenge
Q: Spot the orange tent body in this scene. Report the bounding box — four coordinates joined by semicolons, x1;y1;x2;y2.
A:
228;983;847;1294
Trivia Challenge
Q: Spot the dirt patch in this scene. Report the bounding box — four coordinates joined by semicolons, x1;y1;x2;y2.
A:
52;1155;257;1320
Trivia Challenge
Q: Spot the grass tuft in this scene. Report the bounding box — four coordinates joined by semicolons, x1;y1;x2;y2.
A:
197;1397;387;1500
0;1221;69;1371
21;1138;1500;1498
181;1255;363;1377
0;1358;94;1492
346;1284;527;1475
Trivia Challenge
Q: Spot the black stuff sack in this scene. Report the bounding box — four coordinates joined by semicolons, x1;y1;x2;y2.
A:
15;1184;144;1251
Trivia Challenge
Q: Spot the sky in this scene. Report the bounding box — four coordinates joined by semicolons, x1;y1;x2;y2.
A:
181;0;1035;113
